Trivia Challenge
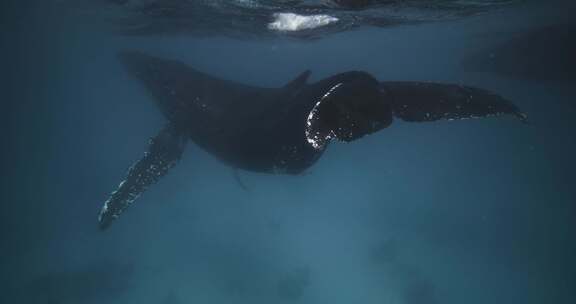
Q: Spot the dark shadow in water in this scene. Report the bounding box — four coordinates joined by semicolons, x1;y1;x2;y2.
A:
369;238;439;304
162;291;182;304
462;22;576;83
276;266;311;301
10;262;134;304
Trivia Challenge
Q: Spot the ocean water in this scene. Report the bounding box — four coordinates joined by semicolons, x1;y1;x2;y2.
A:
2;1;575;303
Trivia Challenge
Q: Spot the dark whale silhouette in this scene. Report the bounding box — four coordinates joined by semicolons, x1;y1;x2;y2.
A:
462;22;576;82
98;51;526;230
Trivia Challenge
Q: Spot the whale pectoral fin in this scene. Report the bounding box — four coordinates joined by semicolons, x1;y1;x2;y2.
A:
382;82;527;123
98;124;187;230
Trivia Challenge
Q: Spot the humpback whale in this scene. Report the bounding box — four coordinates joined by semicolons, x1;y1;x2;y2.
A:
98;51;526;230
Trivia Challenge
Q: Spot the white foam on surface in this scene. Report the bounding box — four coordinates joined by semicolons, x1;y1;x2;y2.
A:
268;12;339;32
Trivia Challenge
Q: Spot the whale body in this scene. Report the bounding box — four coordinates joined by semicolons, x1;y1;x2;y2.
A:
98;51;525;230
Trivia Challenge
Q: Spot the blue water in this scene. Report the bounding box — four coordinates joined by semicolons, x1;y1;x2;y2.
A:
2;1;575;303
